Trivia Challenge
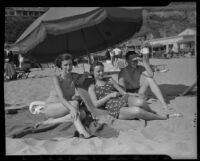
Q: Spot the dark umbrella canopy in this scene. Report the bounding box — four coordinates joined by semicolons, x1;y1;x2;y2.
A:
14;7;143;63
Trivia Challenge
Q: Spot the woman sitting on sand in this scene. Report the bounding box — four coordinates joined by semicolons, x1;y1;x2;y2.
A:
88;61;182;121
29;53;91;138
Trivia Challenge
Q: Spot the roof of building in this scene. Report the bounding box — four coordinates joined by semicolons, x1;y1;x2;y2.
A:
178;28;196;36
6;7;48;12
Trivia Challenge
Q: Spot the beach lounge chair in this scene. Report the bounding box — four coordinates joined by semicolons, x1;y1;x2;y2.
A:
76;78;109;119
179;81;197;96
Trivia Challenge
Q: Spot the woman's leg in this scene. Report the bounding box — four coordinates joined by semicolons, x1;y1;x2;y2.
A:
69;101;90;138
42;102;70;118
118;106;168;121
128;96;157;114
42;101;90;137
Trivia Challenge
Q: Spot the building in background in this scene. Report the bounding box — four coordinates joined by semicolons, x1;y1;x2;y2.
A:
126;28;196;57
5;7;49;17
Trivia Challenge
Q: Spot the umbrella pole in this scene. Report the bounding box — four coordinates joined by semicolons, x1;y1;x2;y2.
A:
81;29;92;67
83;63;85;72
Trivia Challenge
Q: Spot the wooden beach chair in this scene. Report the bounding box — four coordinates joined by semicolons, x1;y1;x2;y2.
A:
76;78;109;119
179;81;197;96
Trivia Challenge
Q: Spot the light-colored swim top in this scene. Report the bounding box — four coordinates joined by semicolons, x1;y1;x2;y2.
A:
45;75;76;103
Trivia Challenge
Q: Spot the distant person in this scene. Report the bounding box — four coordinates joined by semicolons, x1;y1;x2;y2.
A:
105;48;111;60
118;51;169;110
112;47;123;69
18;54;24;68
108;48;115;66
114;49;126;70
4;50;17;80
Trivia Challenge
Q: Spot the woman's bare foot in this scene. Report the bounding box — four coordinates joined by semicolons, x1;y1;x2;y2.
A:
78;129;91;138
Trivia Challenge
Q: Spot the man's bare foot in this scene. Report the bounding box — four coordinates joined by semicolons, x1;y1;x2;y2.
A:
78;129;91;138
167;113;183;119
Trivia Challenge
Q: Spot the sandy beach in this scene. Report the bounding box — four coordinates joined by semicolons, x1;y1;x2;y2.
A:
5;57;197;159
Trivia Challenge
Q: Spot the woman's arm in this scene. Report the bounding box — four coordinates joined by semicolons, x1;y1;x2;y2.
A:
109;78;126;95
88;84;113;108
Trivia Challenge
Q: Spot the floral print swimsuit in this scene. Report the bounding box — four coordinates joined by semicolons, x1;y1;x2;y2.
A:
94;79;128;118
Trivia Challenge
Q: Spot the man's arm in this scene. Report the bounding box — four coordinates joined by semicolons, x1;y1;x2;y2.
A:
141;56;154;78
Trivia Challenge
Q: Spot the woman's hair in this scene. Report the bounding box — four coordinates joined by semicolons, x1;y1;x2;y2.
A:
89;61;104;74
54;53;72;68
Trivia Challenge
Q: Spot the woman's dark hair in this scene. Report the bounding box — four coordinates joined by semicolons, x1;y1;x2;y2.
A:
54;53;72;68
90;61;104;73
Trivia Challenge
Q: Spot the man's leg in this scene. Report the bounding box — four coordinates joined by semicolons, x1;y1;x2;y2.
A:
138;77;168;109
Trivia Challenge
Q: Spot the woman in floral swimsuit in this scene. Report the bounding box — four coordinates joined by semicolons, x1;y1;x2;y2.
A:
88;61;182;120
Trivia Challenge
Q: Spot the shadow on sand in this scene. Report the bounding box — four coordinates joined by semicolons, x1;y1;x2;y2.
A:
147;84;197;104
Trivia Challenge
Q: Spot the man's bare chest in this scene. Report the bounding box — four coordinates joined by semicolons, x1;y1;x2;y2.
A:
125;69;141;83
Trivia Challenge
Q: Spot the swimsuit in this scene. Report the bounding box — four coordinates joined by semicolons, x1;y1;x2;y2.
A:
94;79;128;118
126;88;140;93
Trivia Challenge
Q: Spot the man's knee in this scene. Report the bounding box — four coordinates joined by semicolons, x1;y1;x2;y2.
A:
145;77;155;83
129;97;145;107
134;98;145;107
131;107;142;116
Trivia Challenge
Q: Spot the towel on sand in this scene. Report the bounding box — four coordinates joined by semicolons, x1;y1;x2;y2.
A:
5;107;119;140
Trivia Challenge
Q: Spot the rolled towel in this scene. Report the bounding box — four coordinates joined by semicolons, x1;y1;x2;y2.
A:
29;101;45;114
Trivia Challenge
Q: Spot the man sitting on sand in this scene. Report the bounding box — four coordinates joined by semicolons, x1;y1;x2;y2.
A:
118;51;169;110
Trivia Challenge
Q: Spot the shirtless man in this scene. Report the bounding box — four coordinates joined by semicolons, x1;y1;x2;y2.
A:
118;51;169;110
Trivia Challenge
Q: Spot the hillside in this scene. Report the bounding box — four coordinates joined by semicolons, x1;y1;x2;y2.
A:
133;2;196;39
4;3;196;43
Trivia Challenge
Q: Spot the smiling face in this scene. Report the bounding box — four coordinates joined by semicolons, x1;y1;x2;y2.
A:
93;65;104;80
61;59;73;74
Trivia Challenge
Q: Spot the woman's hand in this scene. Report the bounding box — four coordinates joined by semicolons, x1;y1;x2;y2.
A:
109;92;121;98
70;107;80;120
72;95;81;101
128;93;146;99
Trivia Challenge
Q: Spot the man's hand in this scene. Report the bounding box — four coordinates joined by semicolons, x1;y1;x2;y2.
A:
128;93;146;99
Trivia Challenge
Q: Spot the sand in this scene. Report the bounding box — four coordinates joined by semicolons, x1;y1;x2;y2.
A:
5;57;197;159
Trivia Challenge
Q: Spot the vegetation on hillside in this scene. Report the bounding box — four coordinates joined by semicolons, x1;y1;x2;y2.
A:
133;6;196;39
5;16;35;43
5;3;196;43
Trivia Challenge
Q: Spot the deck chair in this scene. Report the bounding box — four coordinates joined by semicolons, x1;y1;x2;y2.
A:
76;78;109;119
179;81;197;96
16;67;31;79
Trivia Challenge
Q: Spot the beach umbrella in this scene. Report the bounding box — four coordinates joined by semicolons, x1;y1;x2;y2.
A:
13;7;143;63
